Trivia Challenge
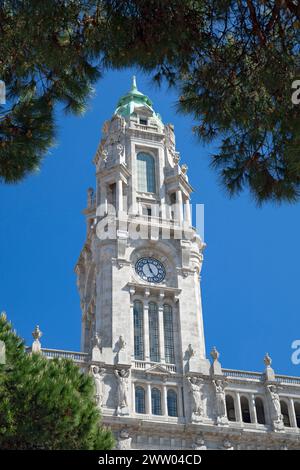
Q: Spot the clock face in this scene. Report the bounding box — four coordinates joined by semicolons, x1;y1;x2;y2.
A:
135;257;166;284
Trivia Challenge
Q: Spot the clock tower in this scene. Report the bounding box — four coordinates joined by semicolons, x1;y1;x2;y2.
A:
76;77;211;448
60;76;300;450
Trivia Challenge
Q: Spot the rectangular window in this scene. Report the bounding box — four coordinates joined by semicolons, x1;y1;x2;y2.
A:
134;301;144;360
163;305;175;364
149;302;160;363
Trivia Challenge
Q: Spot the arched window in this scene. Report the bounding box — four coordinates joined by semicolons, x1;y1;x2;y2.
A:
135;386;146;414
133;300;144;360
255;397;266;425
240;396;251;423
225;395;236;422
167;389;178;417
294;402;300;428
149;302;160;362
151;388;162;415
280;401;290;427
137;152;156;193
163;304;175;364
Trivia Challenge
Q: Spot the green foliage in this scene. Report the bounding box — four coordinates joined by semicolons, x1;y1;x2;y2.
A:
0;0;104;183
0;314;114;450
102;1;300;204
1;0;300;203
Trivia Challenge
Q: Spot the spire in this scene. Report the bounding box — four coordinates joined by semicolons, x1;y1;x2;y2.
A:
114;76;162;124
131;75;137;91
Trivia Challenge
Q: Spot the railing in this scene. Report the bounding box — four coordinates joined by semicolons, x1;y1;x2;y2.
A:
134;360;177;373
131;123;161;133
41;348;89;363
223;369;263;381
276;375;300;385
223;369;300;386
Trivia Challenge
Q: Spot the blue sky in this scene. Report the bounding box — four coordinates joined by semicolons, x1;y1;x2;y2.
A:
0;69;299;376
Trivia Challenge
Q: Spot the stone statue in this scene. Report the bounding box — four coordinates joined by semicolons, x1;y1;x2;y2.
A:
116;428;132;450
91;332;102;362
187;376;203;420
267;385;283;430
264;353;272;367
222;439;234;450
213;379;228;425
87;187;94;208
192;435;207;450
92;332;102;350
187;344;195;358
118;335;126;351
90;365;104;406
114;369;130;415
210;346;220;362
32;325;42;354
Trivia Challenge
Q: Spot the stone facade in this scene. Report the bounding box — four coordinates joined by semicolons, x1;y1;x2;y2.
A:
37;78;300;450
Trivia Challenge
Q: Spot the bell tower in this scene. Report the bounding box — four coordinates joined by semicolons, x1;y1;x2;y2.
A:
76;77;210;447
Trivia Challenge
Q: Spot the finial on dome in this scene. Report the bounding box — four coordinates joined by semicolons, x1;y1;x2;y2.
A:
131;75;137;90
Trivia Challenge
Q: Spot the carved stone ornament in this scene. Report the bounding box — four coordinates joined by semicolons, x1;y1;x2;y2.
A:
116;428;132;450
187;376;204;422
32;325;42;354
114;369;130;415
267;385;284;431
213;379;228;425
192;434;207;450
90;365;104;406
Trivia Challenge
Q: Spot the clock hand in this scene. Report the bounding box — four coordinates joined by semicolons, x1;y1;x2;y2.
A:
147;261;154;275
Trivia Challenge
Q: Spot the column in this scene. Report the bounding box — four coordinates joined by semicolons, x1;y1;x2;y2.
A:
116;179;123;214
235;392;242;422
158;301;165;363
250;394;257;424
129;300;135;360
288;398;297;428
184;197;192;226
143;298;150;362
100;183;107;216
162;386;168;416
176;189;183;224
146;383;152;414
177;387;183;417
132;382;135;414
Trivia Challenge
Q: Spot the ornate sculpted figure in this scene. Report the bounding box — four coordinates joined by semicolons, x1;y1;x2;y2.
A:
114;369;130;413
213;379;228;425
222;439;234;450
118;335;126;351
92;332;102;350
90;365;104;406
187;344;195;359
187;376;203;420
116;428;132;450
192;435;207;450
267;385;283;430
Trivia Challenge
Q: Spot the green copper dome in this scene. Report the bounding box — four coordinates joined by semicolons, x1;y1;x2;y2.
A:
114;76;162;122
